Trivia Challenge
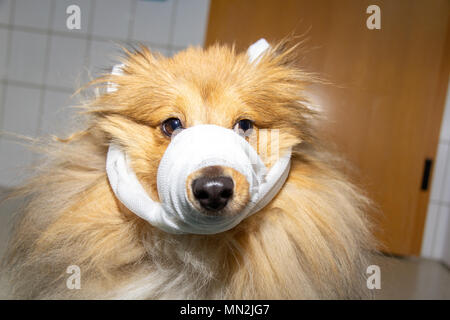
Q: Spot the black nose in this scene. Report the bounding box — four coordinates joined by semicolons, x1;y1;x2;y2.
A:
192;176;234;211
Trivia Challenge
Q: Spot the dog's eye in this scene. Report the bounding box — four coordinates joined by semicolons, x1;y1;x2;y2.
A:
161;118;183;137
233;119;254;136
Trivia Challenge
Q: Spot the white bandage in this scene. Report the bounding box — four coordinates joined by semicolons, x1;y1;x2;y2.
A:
107;125;291;234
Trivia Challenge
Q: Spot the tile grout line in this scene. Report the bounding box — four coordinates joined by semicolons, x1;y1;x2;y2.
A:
0;22;178;53
127;0;137;42
35;0;57;139
83;0;97;80
167;0;179;54
123;0;137;60
0;1;16;134
201;0;211;48
73;0;97;126
0;79;73;94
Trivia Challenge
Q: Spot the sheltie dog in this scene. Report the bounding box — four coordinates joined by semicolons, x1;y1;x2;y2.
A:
2;39;376;299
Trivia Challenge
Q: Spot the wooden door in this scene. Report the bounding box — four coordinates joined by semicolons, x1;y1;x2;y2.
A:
205;0;450;256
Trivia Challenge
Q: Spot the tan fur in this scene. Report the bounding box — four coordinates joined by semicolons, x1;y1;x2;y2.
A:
1;40;377;299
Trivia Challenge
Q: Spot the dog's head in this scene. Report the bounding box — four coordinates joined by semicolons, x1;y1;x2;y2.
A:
90;40;317;218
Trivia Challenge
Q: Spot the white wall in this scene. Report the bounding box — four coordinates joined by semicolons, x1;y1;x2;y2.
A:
0;0;210;187
421;83;450;266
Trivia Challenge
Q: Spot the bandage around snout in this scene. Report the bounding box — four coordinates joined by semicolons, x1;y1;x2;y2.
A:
106;125;291;235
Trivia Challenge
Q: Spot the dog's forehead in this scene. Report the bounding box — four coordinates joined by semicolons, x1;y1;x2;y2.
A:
172;79;245;126
164;47;257;89
153;50;256;125
116;44;304;128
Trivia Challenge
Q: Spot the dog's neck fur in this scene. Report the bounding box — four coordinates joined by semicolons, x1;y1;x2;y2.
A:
4;131;374;299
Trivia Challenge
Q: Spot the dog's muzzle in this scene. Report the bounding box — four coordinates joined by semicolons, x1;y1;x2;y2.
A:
106;124;291;235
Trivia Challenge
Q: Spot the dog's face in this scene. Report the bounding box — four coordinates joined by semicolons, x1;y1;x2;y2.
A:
91;43;315;217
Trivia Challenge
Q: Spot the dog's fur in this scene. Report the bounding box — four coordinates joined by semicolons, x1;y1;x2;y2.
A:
2;41;376;299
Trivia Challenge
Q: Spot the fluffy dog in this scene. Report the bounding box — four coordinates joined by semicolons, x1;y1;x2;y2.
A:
2;40;376;299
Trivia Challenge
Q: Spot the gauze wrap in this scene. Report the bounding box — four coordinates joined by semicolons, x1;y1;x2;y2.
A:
105;38;292;234
107;125;291;234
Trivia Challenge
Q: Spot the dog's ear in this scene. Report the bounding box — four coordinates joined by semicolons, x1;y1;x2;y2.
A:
247;38;271;64
248;37;301;68
107;63;124;93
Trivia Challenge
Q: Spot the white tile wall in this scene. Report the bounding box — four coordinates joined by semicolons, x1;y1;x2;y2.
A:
439;86;450;142
46;35;89;89
444;228;450;266
0;0;12;25
2;84;42;137
40;89;79;136
0;28;7;79
7;30;48;84
0;84;3;128
422;83;450;266
88;39;123;76
0;138;35;186
13;0;52;30
421;203;439;259
442;174;450;209
430;142;449;202
92;0;134;39
153;46;171;57
0;0;211;188
132;0;175;46
172;0;210;48
139;41;171;56
433;207;450;259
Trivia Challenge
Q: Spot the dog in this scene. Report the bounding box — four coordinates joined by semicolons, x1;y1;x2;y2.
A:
2;39;376;299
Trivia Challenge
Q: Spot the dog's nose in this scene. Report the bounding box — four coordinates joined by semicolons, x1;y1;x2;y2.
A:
192;176;234;211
